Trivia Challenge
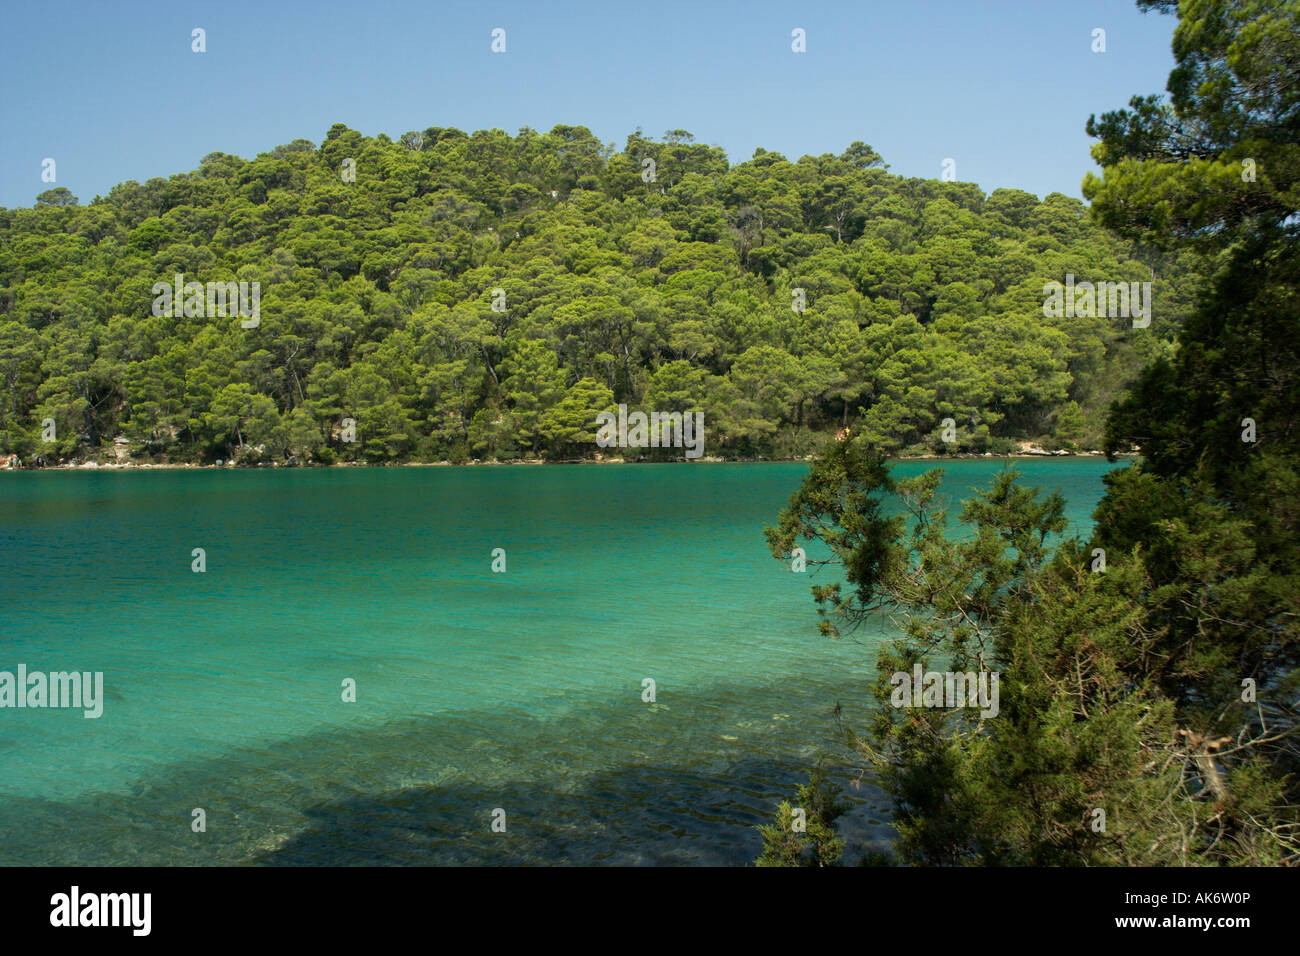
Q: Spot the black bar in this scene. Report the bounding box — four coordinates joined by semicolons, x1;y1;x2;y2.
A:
0;865;1276;943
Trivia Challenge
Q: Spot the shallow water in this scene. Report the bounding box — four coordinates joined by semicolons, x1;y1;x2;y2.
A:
0;458;1121;864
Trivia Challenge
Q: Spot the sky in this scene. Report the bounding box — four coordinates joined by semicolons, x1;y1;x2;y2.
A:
0;0;1179;210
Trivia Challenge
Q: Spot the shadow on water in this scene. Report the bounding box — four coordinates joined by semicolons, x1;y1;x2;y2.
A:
253;754;887;866
0;673;893;866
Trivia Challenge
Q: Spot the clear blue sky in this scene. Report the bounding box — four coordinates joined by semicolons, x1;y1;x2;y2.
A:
0;0;1177;210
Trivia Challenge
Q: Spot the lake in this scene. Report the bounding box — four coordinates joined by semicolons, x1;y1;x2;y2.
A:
0;458;1122;865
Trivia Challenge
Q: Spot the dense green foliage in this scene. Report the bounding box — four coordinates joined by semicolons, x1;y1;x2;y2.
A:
1;125;1194;463
768;446;1202;864
756;766;847;867
764;0;1298;866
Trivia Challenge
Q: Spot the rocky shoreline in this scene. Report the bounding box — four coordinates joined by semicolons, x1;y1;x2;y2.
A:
6;446;1129;471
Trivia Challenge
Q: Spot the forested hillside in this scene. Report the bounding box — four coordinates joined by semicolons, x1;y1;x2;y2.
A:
764;0;1300;867
0;124;1197;464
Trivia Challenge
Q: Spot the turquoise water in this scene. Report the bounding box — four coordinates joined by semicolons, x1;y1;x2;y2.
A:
0;458;1121;865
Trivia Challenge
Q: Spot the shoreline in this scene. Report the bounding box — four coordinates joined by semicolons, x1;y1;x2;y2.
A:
4;450;1135;472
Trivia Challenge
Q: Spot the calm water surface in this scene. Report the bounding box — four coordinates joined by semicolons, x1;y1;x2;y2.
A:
0;458;1121;864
